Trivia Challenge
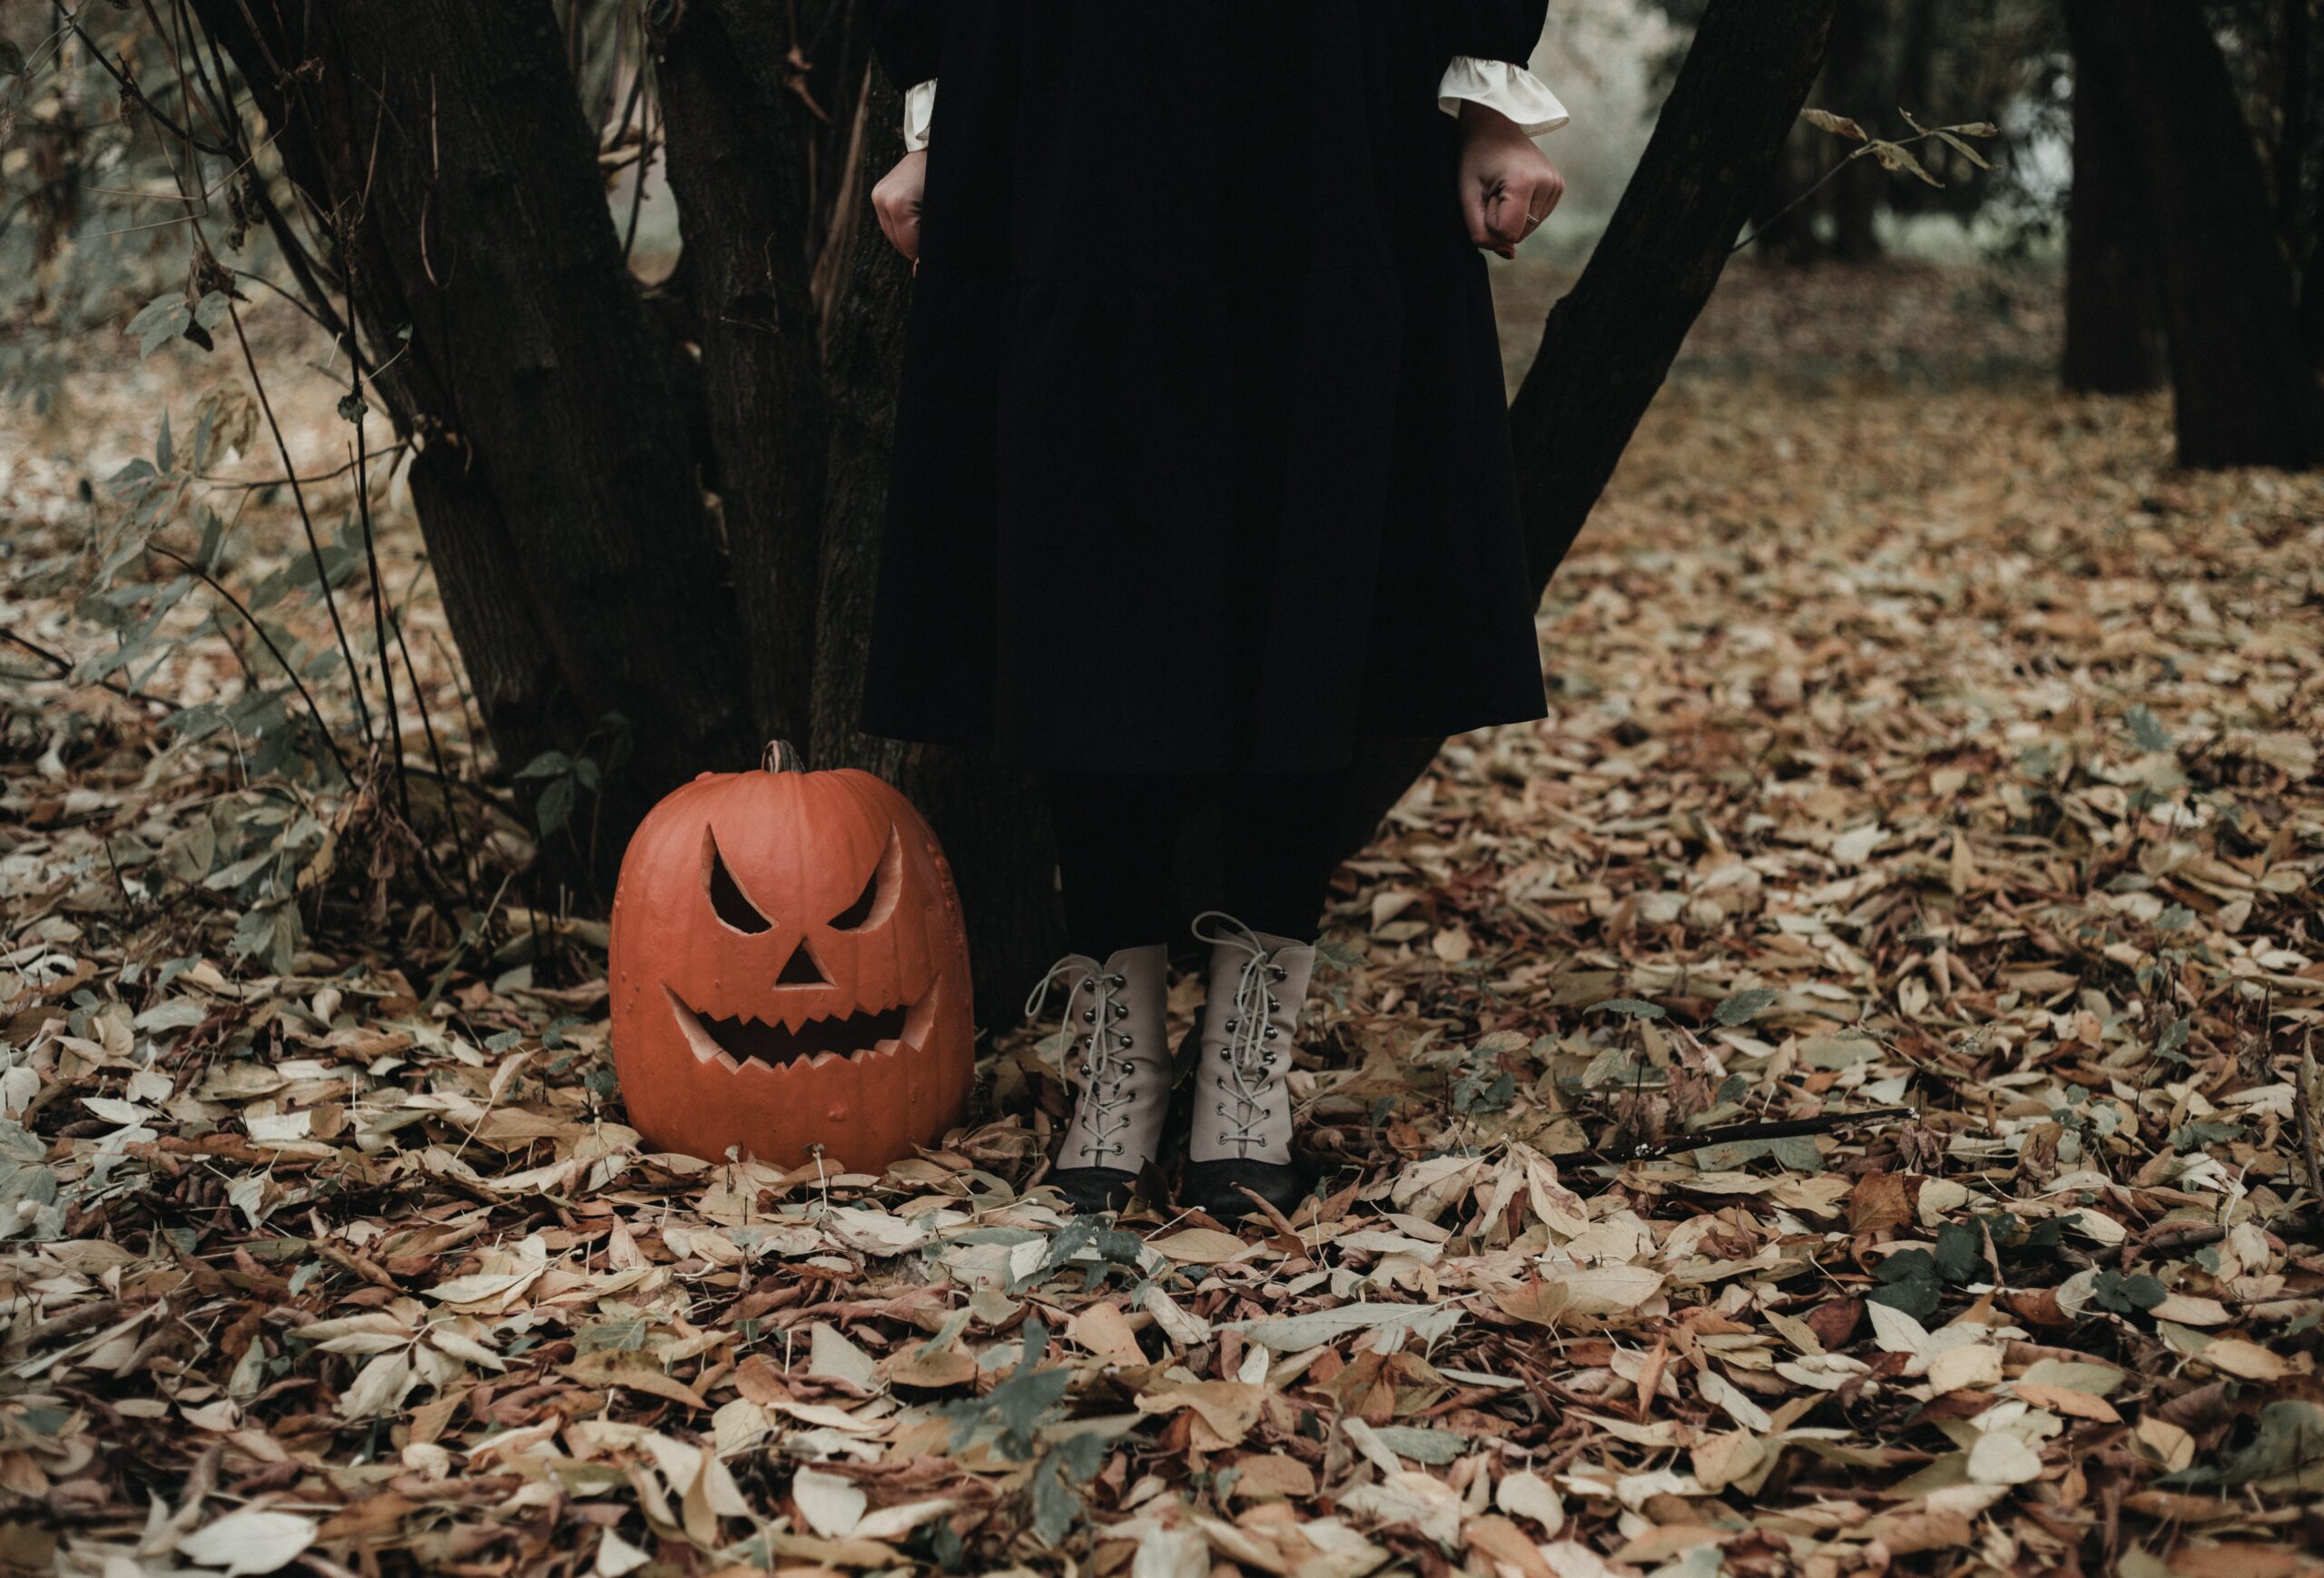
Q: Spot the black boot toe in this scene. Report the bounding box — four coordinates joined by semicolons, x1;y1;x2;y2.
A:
1180;1159;1306;1222
1049;1167;1138;1214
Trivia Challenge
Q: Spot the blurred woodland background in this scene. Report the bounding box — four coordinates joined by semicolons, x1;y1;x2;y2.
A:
2;2;2322;1575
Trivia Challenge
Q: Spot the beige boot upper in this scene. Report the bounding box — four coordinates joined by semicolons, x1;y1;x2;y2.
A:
1187;914;1316;1166
1039;944;1172;1174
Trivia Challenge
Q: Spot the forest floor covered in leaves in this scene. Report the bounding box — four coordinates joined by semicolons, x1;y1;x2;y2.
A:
3;259;2322;1577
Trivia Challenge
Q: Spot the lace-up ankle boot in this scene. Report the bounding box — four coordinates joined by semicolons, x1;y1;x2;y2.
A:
1181;912;1316;1220
1031;945;1172;1213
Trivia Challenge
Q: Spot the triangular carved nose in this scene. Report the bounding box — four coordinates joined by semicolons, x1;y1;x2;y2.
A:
775;939;829;987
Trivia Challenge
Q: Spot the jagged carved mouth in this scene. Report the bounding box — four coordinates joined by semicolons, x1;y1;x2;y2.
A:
664;986;931;1072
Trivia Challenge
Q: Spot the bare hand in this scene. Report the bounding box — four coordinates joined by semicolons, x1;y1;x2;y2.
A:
1457;104;1565;258
872;150;928;262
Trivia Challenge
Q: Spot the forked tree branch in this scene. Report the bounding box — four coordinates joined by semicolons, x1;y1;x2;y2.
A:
1334;0;1841;860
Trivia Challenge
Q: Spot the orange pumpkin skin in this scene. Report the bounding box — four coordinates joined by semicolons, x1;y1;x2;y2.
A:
607;747;974;1172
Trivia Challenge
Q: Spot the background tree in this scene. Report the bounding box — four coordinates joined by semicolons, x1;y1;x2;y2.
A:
1640;0;2324;459
17;0;1838;1017
2066;0;2324;467
2062;1;2164;394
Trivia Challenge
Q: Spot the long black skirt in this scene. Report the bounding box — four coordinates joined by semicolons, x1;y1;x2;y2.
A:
861;2;1551;774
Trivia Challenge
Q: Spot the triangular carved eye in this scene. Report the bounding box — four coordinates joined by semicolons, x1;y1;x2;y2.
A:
704;831;773;934
828;829;901;931
828;868;880;931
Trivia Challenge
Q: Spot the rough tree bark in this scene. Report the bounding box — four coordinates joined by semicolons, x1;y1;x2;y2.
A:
2063;3;2166;394
190;0;757;891
1333;0;1841;856
2066;0;2324;468
655;0;849;744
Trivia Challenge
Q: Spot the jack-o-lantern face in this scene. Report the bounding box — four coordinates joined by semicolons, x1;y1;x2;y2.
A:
608;744;975;1171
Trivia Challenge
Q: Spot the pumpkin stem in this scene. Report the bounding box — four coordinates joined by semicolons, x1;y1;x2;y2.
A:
763;740;808;774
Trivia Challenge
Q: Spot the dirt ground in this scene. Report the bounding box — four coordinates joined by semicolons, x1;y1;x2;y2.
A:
3;255;2321;1576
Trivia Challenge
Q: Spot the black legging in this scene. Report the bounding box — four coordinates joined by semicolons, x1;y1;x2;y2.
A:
1045;770;1352;958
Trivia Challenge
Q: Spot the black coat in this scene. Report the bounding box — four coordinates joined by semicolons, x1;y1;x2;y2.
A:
862;2;1551;774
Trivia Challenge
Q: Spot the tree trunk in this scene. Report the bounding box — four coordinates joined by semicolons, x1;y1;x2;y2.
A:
2063;2;2166;394
2282;0;2312;233
1823;0;1886;263
192;0;758;896
2306;231;2324;370
656;0;852;745
2289;0;2324;369
1748;141;1826;266
2067;0;2324;468
1334;0;1841;856
654;7;1067;1016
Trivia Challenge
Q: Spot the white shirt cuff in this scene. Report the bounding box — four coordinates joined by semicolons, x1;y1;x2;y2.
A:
1438;57;1570;136
903;80;937;152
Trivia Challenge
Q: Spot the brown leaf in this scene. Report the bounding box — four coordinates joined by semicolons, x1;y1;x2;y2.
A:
1486;1278;1570;1327
1148;1228;1252;1266
1847;1171;1911;1235
1805;1298;1862;1350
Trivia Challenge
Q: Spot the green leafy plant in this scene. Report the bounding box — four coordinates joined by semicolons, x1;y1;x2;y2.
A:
1714;988;1780;1026
936;1319;1108;1546
1870;1215;2070;1319
2092;1268;2167;1316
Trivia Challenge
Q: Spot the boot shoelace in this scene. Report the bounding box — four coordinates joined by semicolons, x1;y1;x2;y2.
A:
1025;958;1136;1165
1192;911;1291;1159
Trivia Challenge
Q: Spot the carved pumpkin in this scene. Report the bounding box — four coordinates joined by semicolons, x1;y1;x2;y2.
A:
608;742;974;1170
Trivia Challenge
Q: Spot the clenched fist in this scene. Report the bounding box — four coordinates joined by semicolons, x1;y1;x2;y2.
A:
1457;104;1565;258
873;149;928;262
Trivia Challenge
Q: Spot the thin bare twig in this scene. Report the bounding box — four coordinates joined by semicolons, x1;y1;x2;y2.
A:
621;6;656;265
376;549;483;906
144;544;355;786
49;1;234;157
1582;1105;1920;1165
1733;125;1961;255
223;299;377;750
2;628;148;702
350;414;410;825
2299;1036;2323;1209
195;439;411;489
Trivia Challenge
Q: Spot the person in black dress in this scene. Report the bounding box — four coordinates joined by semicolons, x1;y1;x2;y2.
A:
864;2;1568;1218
